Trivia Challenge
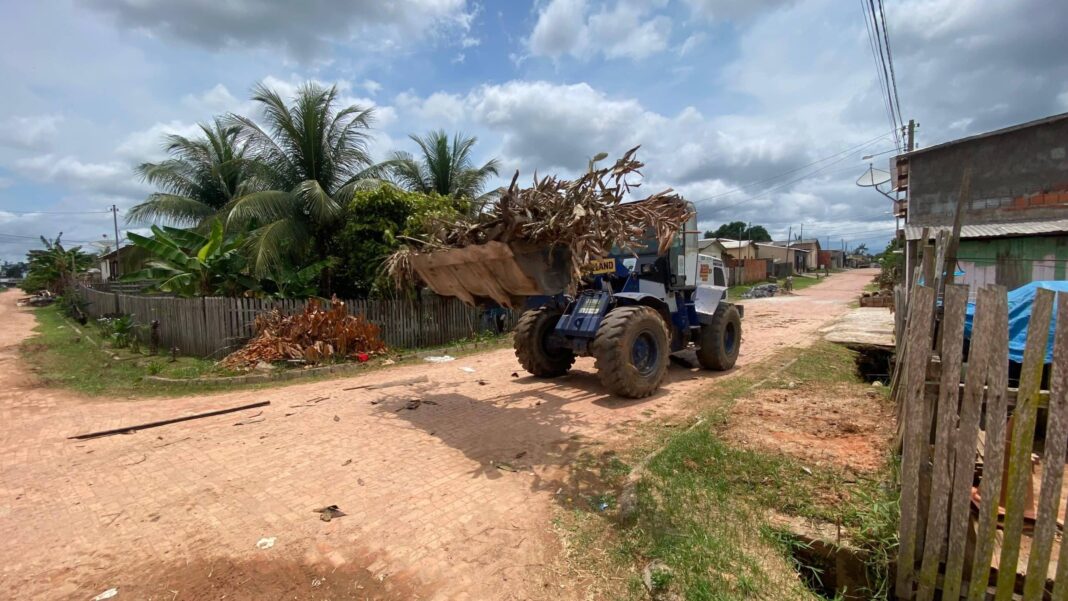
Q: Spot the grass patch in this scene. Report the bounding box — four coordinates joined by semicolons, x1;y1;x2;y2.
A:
729;274;827;300
554;343;898;600
21;304;513;399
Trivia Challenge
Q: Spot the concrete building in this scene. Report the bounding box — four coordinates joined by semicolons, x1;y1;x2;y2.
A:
896;112;1068;294
713;238;758;260
755;243;807;276
770;239;822;271
697;238;727;259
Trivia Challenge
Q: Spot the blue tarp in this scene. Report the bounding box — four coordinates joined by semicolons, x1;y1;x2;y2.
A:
964;281;1068;364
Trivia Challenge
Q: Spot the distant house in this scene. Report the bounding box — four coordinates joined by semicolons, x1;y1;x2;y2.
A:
755;242;807;276
697;238;727;259
98;245;142;281
896;111;1068;295
819;249;846;270
769;239;822;271
713;238;758;261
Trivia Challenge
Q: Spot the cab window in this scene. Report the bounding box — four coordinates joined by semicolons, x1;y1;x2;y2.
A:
713;266;726;287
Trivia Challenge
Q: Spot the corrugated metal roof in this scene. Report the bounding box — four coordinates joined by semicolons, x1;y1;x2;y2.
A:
904;218;1068;240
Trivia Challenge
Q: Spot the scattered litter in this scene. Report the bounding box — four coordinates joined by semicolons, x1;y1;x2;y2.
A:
256;537;276;550
801;466;813;476
597;501;610;512
314;505;346;522
742;283;779;299
511;372;519;378
311;577;323;588
342;459;352;466
424;355;455;363
92;588;118;600
356;352;370;362
396;398;438;412
494;462;518;472
382;359;395;366
233;411;265;426
459;366;476;373
333;415;340;422
343;375;428;391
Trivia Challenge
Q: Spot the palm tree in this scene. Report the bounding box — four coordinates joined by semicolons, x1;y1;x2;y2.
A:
390;130;500;210
126;119;253;227
224;82;385;278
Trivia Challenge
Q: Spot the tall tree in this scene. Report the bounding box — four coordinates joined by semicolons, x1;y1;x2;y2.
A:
704;221;772;242
390;130;500;212
127;119;254;227
224;82;386;278
23;234;95;293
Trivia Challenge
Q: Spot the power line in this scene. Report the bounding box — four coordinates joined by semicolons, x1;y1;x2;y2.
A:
1;210;114;215
860;0;901;148
691;129;896;206
877;0;904;131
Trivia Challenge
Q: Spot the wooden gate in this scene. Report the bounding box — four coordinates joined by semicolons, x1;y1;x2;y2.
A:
895;281;1068;600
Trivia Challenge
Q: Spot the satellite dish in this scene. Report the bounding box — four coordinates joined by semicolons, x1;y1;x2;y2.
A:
88;238;114;254
856;165;891;188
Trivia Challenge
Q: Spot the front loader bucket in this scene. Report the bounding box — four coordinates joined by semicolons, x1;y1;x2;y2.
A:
410;241;572;308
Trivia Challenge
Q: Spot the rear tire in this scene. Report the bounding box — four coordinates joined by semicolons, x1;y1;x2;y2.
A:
514;307;575;377
696;304;741;371
591;306;670;398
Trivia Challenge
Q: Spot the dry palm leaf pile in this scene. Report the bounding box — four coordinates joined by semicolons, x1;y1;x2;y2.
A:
222;297;386;368
386;146;694;286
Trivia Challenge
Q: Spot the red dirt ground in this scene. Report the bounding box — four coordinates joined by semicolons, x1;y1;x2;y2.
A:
0;269;877;600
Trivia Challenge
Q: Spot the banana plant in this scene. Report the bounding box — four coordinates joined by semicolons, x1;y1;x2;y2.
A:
124;219;259;297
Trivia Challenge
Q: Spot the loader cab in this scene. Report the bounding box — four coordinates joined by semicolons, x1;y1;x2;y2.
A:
611;203;699;291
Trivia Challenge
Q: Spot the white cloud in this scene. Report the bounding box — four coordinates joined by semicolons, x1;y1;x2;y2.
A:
0;115;64;150
677;33;705;56
181;83;247;114
14;154;141;195
683;0;798;21
528;0;670;61
115;120;204;161
361;79;383;95
85;0;476;61
0;177;12;189
461;36;481;48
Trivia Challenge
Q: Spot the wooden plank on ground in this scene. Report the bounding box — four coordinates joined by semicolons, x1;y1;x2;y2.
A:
956;286;1009;601
917;284;969;601
994;287;1055;601
1024;293;1068;600
897;284;937;600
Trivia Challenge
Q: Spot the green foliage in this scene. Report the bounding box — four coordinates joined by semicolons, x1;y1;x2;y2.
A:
103;315;141;349
127;119;255;227
2;261;27;279
259;260;331;299
389;130;500;214
123;219;258;296
23;234;95;293
224;82;390;278
874;237;904;290
328;184;463;298
704;221;772;242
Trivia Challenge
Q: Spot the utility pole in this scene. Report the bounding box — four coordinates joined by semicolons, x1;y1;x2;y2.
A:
906;119;916;152
111;204;121;278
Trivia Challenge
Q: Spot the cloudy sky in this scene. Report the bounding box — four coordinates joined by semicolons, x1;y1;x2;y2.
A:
1;0;1066;262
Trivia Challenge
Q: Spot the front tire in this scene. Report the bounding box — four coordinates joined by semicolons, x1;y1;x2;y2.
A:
514;307;575;377
591;306;670;398
696;304;741;370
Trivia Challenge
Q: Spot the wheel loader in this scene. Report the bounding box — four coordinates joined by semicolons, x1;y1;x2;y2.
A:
409;201;743;398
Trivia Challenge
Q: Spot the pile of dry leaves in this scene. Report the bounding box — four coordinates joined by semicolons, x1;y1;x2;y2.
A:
222;297;386;369
387;146;694;285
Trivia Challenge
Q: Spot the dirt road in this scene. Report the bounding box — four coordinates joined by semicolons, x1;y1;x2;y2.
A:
0;269;876;600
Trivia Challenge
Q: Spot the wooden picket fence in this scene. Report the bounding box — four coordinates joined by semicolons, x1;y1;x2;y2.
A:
76;286;514;358
895;279;1068;599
